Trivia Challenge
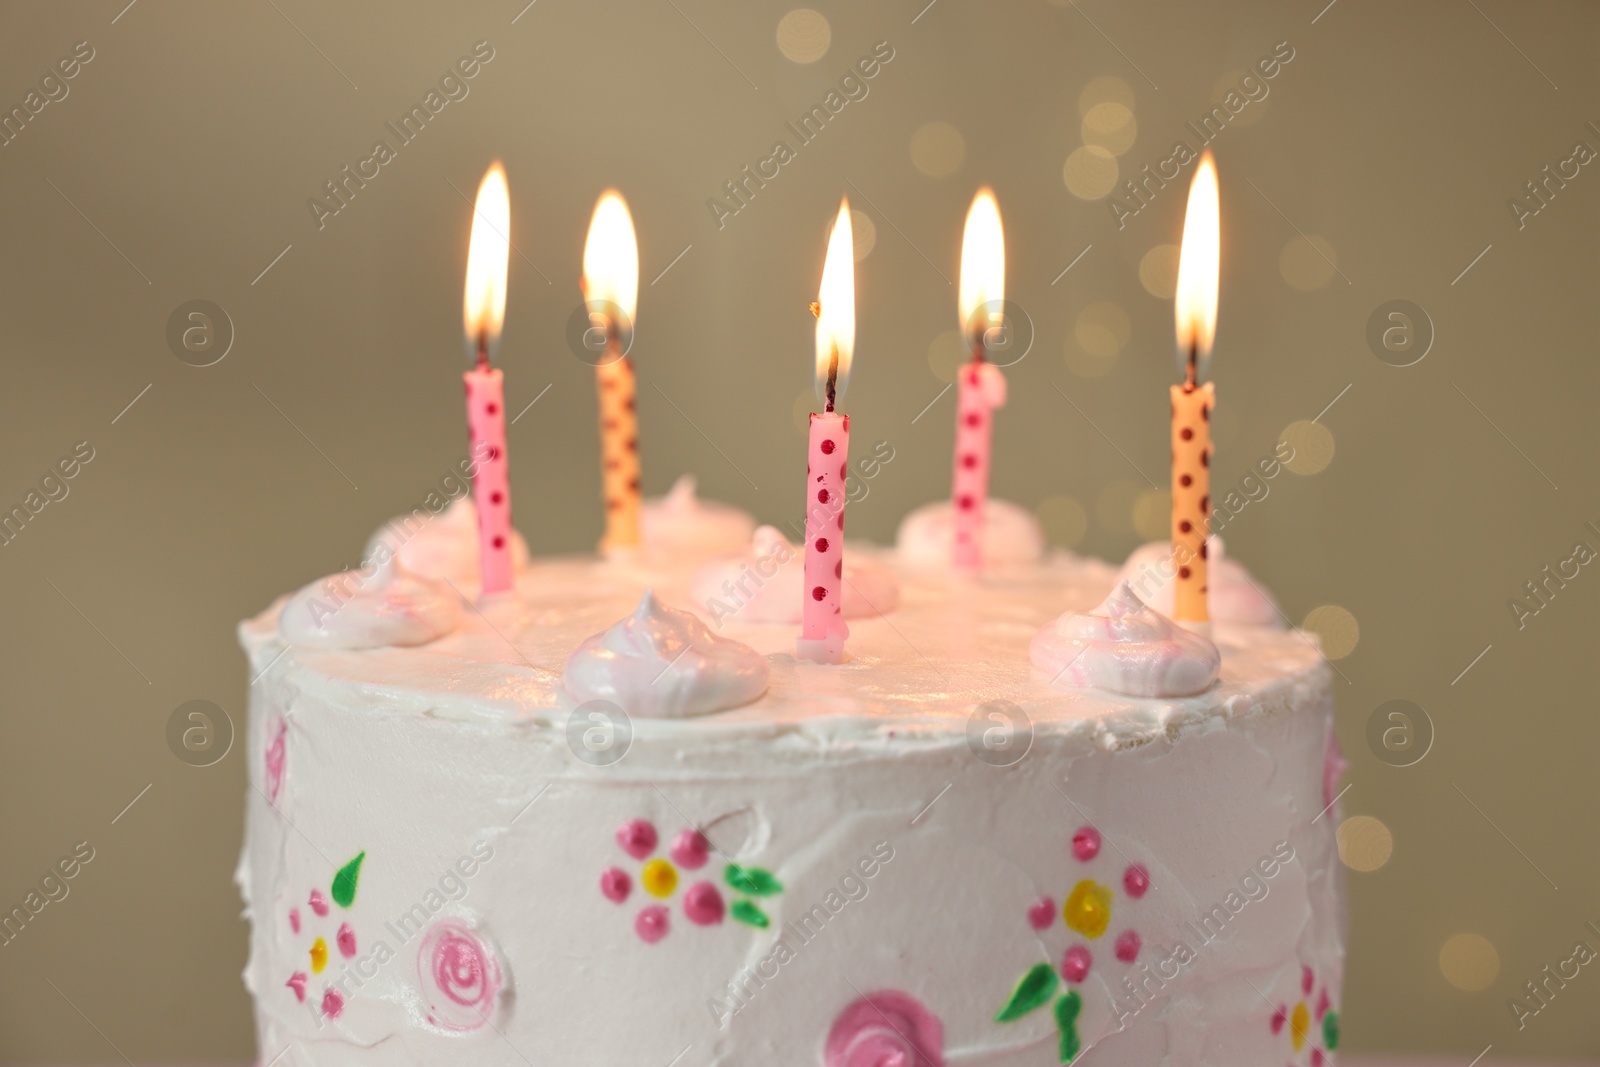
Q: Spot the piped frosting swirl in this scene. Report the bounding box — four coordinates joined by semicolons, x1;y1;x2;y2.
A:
1030;582;1220;698
278;558;460;650
690;526;900;626
895;498;1045;568
562;591;769;718
640;475;756;557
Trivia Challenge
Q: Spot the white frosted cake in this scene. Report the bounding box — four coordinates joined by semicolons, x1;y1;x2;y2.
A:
238;489;1345;1066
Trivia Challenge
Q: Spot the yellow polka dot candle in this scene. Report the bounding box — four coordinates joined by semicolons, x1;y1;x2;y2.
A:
1171;153;1220;624
583;191;642;554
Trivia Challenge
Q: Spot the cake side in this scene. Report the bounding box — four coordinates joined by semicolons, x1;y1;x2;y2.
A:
237;548;1344;1065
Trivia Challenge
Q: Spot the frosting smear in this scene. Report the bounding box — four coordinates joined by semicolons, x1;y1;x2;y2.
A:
1031;582;1220;698
563;591;769;718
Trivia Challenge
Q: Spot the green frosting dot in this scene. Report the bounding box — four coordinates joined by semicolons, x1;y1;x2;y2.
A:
1322;1009;1340;1051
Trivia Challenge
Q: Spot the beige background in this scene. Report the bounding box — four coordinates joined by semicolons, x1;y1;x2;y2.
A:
1;0;1597;1061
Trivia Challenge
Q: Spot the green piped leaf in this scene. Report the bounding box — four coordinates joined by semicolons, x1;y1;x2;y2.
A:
995;963;1058;1022
1055;990;1083;1063
1322;1010;1340;1051
730;899;770;928
331;851;366;908
725;864;783;897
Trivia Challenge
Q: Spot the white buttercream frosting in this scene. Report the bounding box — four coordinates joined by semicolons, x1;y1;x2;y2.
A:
278;558;459;650
640;475;756;558
365;497;531;587
1116;538;1283;627
895;498;1045;567
562;591;769;717
689;525;900;625
1031;582;1221;697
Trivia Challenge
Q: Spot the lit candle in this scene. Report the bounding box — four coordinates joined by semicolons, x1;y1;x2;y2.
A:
462;162;514;595
798;199;855;665
1171;153;1220;624
952;189;1007;571
582;192;641;554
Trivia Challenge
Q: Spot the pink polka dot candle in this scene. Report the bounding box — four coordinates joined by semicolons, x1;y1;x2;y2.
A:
582;191;642;554
952;189;1007;571
461;162;515;596
798;200;855;665
1171;153;1220;625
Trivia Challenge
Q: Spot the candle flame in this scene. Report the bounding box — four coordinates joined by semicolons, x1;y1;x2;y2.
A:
462;162;511;360
958;188;1005;352
814;198;854;407
582;191;639;337
1175;153;1220;375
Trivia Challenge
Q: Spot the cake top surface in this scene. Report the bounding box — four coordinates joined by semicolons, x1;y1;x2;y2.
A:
241;516;1330;750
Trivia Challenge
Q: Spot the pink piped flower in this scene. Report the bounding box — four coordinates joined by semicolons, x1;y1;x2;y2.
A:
1026;896;1055;930
321;989;344;1020
683;881;725;925
1071;826;1101;862
824;989;944;1067
286;972;307;1002
617;818;658;859
671;829;711;870
337;922;357;958
309;888;329;917
635;905;670;944
265;716;287;804
417;920;503;1031
1061;944;1092;983
1114;929;1141;963
600;866;632;903
1122;863;1150;898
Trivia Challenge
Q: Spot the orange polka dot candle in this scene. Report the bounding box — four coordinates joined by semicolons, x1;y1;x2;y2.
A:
582;191;641;554
1171;153;1220;624
461;162;514;595
798;200;855;665
952;189;1007;571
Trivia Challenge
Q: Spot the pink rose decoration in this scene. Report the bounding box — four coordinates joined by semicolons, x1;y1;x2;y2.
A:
824;989;944;1067
264;716;287;804
417;920;503;1032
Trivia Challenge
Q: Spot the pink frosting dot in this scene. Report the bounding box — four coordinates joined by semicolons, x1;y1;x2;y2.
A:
1072;827;1101;862
309;888;329;917
1316;987;1331;1021
617;818;658;860
1061;944;1092;983
288;908;300;934
683;881;725;925
1312;1050;1325;1067
635;904;670;943
337;922;357;958
824;989;944;1067
1123;863;1150;898
670;829;712;870
285;972;307;1002
1271;1006;1286;1034
1114;929;1141;963
600;866;632;903
1026;896;1056;930
1302;965;1314;996
321;989;345;1019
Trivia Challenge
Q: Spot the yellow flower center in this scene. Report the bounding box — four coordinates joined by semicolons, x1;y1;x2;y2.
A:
310;936;328;974
1290;1001;1310;1051
1063;880;1113;938
642;858;678;898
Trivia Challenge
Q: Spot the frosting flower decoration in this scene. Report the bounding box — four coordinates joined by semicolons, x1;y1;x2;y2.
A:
1271;964;1340;1066
284;850;367;1021
997;825;1149;1062
600;817;785;941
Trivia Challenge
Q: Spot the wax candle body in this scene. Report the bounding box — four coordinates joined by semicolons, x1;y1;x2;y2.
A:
597;356;641;552
464;365;513;594
1170;381;1214;622
951;360;1006;570
798;411;850;663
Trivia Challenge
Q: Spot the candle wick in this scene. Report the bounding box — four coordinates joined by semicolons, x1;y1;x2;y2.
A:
476;330;490;370
825;342;839;413
1185;341;1198;390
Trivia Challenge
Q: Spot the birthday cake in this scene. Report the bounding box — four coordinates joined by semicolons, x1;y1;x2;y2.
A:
237;485;1345;1066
